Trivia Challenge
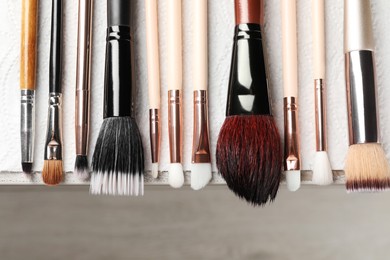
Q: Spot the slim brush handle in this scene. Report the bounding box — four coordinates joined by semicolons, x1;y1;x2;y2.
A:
20;0;38;91
281;0;298;98
193;0;207;91
145;0;160;109
49;0;63;94
234;0;262;25
167;0;182;91
312;0;325;79
108;0;131;27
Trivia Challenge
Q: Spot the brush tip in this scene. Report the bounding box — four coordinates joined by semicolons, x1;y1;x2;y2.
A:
151;163;159;179
42;160;63;186
74;155;90;180
169;163;184;188
191;163;212;191
285;170;301;192
312;151;333;186
22;163;33;174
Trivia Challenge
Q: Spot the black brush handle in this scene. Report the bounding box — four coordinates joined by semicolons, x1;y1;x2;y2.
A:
49;0;63;94
226;24;270;116
107;0;131;27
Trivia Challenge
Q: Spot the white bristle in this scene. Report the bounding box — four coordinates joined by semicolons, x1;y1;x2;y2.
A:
89;172;144;196
312;151;333;185
151;163;159;179
169;163;184;188
74;168;89;181
285;170;301;192
190;163;212;191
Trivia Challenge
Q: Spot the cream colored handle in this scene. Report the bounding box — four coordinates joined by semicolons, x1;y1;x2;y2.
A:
312;0;325;79
193;0;208;91
167;0;182;91
281;0;298;97
145;0;161;109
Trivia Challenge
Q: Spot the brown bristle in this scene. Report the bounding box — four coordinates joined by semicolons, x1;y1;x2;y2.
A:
216;115;282;206
346;179;390;192
42;160;63;186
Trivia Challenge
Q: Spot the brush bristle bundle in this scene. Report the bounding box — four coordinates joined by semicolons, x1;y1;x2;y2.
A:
216;115;282;206
74;155;90;180
312;151;333;186
191;163;212;191
91;117;144;196
42;160;63;186
345;143;390;192
22;163;33;174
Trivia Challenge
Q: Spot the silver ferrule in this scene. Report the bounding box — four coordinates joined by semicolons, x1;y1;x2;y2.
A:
192;90;211;164
44;93;63;160
21;90;35;163
149;109;161;164
284;97;301;171
314;79;327;151
345;50;379;145
168;90;182;163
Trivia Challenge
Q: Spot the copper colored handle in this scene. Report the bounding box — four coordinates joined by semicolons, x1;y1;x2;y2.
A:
234;0;263;25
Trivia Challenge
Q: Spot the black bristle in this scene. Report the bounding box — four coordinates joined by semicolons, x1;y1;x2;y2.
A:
22;163;33;174
216;115;282;206
74;155;89;179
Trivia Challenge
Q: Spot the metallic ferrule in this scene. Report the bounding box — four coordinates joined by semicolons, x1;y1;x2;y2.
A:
149;109;161;164
21;90;35;163
192;90;211;163
345;50;379;145
44;93;63;160
168;90;182;163
75;89;90;155
314;79;327;151
284;97;300;171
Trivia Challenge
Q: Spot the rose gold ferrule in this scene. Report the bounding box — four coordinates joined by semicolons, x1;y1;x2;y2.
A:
284;97;300;171
75;89;90;155
314;79;327;151
192;90;211;164
168;90;182;163
149;109;161;164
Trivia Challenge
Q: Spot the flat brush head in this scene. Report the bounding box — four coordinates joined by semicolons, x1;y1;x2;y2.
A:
42;160;63;186
345;143;390;192
191;163;212;191
312;151;333;186
91;117;144;196
216;115;282;206
74;155;89;180
22;163;33;174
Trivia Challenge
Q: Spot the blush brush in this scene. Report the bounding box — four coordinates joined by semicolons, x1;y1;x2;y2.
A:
216;0;282;205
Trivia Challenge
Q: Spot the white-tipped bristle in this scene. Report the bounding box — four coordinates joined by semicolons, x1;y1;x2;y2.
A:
312;151;333;185
190;163;212;191
74;168;90;181
151;163;159;179
285;170;301;192
169;163;184;188
89;172;144;196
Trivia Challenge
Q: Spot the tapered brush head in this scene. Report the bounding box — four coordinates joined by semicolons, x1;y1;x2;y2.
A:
42;160;63;185
216;115;282;206
345;143;390;192
312;151;333;186
91;117;144;196
22;163;33;174
168;163;184;189
74;155;89;180
191;163;212;191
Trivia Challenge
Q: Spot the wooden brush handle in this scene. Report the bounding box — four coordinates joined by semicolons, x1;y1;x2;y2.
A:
20;0;38;91
312;0;326;79
193;0;208;91
234;0;263;25
167;0;182;91
49;0;63;93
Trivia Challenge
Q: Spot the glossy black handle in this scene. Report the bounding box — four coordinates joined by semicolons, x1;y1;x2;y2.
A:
226;24;270;116
49;0;63;94
107;0;131;27
104;26;134;118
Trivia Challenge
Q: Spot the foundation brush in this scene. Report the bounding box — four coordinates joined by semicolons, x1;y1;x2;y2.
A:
216;0;282;205
42;0;64;185
91;0;144;196
344;0;390;192
311;0;333;185
20;0;39;173
145;0;161;179
74;0;93;180
191;0;212;190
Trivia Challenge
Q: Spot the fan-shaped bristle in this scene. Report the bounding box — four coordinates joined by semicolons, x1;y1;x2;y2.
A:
345;143;390;192
216;115;282;206
42;160;63;186
91;117;144;196
74;155;90;180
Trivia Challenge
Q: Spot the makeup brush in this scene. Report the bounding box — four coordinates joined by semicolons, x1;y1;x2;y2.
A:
311;0;333;185
145;0;161;179
344;0;390;192
20;0;38;173
191;0;212;190
74;0;93;180
281;0;301;192
90;0;144;196
42;0;64;185
167;0;184;188
216;0;282;205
